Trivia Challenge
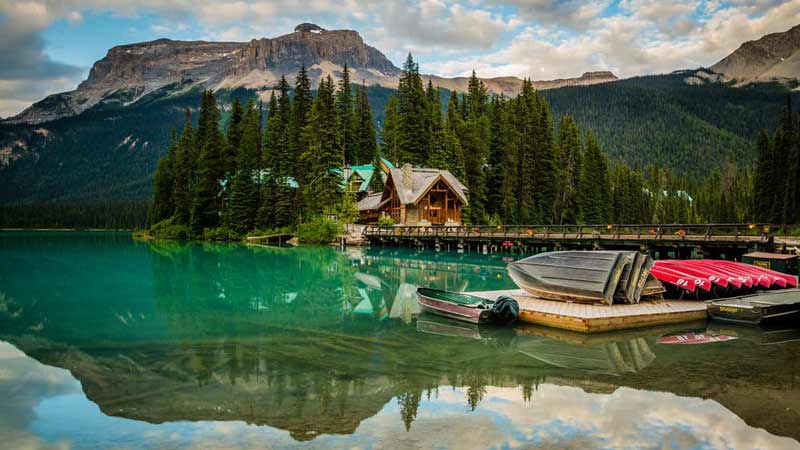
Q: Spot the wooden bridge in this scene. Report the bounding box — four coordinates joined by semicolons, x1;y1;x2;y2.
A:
363;223;786;258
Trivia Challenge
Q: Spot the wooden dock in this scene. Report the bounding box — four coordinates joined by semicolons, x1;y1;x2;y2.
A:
246;233;296;246
364;223;778;257
468;289;708;333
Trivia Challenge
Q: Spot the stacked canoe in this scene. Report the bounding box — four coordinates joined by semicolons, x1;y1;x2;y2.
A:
650;259;798;297
507;251;662;305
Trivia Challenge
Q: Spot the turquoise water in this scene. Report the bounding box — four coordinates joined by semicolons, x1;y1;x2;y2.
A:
1;232;799;450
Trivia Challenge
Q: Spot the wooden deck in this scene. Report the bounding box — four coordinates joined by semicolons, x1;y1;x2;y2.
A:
468;289;708;333
246;233;296;245
364;223;779;254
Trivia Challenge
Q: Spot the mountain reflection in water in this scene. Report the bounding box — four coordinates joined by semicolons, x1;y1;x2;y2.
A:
0;232;799;450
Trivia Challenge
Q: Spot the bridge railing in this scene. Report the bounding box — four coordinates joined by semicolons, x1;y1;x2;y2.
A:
362;223;775;242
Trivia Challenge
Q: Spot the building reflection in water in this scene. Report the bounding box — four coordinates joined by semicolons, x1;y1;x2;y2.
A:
0;237;798;448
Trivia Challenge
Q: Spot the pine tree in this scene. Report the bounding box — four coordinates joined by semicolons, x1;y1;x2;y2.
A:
354;82;378;165
396;53;430;165
367;147;386;193
465;70;488;118
263;91;280;167
515;81;538;223
577;130;610;223
172;120;194;225
225;97;244;176
460;115;490;224
336;63;356;165
534;97;557;223
553;115;582;224
301;76;342;216
190;90;226;236
260;77;296;229
223;100;261;232
292;65;313;181
428;127;465;179
381;95;401;165
426;79;442;133
486;96;518;223
770;128;787;223
754;129;773;222
446;90;462;134
148;130;177;226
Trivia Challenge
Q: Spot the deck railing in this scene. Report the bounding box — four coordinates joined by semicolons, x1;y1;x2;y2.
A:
362;223;776;242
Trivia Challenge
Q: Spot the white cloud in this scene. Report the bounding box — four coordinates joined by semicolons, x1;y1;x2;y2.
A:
0;0;799;116
425;0;800;79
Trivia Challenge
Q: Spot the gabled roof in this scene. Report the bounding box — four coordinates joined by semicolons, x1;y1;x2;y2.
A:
342;158;394;192
357;192;388;211
384;165;469;205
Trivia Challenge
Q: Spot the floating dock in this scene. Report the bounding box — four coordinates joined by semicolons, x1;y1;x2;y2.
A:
468;289;708;333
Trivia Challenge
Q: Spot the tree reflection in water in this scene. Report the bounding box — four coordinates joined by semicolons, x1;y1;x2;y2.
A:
0;234;798;446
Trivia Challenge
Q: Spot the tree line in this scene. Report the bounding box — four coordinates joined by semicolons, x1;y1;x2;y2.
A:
379;54;751;226
754;95;800;225
148;64;378;238
148;54;778;239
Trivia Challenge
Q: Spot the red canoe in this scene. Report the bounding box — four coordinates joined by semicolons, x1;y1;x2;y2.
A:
703;261;772;288
682;260;754;288
713;261;788;288
649;266;710;292
655;260;730;288
657;332;737;345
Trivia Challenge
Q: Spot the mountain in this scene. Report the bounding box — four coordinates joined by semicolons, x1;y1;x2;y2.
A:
6;23;616;125
423;71;617;97
710;24;800;86
0;24;794;227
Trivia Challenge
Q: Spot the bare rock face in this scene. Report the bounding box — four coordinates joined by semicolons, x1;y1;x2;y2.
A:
424;71;618;97
710;24;800;86
6;23;618;124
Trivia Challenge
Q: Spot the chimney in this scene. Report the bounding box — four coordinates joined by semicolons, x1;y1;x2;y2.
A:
401;163;413;190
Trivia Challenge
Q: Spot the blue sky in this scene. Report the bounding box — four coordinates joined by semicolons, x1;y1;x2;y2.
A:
1;0;798;117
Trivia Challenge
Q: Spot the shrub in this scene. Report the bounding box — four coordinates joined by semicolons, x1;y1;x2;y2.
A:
297;216;342;244
246;226;294;238
150;218;190;240
203;227;242;241
377;216;395;228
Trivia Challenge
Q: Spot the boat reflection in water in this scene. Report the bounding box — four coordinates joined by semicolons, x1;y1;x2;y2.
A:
0;234;799;449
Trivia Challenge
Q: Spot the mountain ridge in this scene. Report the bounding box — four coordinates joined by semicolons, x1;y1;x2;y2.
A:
710;24;800;86
6;23;617;125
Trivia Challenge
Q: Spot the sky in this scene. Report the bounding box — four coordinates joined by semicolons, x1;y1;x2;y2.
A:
0;0;799;117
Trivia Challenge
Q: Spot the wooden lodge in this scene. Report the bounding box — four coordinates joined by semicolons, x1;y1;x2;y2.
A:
357;164;469;226
341;158;394;200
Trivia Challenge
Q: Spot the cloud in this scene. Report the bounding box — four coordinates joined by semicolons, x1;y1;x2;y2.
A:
486;0;611;30
374;0;513;51
1;0;799;116
426;0;800;79
0;1;85;117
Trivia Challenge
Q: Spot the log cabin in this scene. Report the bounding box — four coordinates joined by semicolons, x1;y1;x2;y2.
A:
357;164;469;225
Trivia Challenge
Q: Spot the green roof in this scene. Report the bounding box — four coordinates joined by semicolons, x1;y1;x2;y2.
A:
341;158;393;192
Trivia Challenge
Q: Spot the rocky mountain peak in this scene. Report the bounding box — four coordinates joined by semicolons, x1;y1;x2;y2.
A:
6;24;618;125
710;24;800;85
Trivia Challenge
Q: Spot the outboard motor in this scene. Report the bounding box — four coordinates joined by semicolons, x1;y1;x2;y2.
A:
491;296;519;325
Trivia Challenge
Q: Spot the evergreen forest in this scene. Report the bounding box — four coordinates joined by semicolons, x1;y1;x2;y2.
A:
139;55;777;240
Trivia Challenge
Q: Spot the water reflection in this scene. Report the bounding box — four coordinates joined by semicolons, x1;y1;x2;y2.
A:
0;234;799;449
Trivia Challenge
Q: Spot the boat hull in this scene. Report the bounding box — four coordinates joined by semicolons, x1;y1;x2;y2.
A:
415;289;494;324
708;290;800;325
507;251;627;305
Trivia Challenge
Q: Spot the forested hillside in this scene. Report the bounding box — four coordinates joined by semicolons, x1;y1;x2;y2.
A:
543;73;793;174
0;68;794;228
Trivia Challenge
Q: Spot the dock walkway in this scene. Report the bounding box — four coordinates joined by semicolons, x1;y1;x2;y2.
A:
365;223;777;256
468;289;708;333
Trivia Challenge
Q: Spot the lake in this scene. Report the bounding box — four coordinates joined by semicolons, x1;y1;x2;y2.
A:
1;231;799;450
